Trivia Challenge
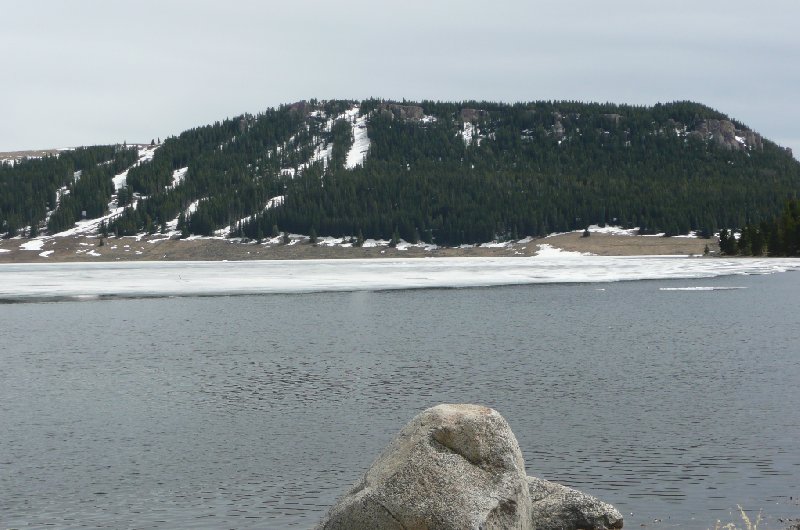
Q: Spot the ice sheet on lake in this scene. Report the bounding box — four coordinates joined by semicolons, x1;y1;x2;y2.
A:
659;286;748;291
1;255;799;302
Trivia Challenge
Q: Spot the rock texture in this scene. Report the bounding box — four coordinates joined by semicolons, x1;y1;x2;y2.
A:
381;103;426;121
460;108;490;122
316;404;623;530
690;119;763;151
529;477;623;530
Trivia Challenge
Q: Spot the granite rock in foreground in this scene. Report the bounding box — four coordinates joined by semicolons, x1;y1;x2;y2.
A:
315;404;623;530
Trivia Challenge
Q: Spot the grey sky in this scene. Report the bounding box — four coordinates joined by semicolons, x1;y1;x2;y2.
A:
2;0;798;158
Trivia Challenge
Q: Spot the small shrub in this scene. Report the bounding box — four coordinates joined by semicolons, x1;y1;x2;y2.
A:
709;505;762;530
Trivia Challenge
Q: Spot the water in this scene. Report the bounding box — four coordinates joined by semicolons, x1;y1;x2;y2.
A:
2;272;799;528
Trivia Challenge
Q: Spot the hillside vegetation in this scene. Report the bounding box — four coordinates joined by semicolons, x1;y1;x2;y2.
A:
2;99;798;248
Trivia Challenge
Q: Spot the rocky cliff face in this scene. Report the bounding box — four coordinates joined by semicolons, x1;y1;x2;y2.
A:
690;119;763;151
316;404;623;530
380;103;426;121
460;108;490;122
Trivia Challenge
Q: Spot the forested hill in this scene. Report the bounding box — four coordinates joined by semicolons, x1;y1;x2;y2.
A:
2;99;799;246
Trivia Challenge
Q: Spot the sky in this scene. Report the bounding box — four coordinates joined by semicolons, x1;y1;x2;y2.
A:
2;0;798;158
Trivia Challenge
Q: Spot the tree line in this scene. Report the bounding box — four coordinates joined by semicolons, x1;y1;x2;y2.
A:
719;199;800;256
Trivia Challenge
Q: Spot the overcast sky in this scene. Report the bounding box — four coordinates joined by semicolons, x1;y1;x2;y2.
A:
2;0;798;158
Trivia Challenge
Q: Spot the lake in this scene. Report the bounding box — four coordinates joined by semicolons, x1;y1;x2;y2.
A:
1;259;799;528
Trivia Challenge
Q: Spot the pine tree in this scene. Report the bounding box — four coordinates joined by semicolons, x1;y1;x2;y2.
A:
719;229;738;255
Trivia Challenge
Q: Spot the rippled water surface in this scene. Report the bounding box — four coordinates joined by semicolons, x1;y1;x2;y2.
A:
2;272;799;528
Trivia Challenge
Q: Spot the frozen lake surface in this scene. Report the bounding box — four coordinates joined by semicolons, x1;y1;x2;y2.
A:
2;252;800;301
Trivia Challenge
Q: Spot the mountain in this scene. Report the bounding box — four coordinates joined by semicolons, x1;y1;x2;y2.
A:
1;99;799;245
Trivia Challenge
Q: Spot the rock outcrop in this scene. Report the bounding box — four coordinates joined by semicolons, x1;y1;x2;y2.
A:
316;404;623;530
380;103;425;121
460;108;489;122
690;119;763;151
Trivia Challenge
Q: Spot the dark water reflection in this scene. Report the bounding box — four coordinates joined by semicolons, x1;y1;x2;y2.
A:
2;273;799;528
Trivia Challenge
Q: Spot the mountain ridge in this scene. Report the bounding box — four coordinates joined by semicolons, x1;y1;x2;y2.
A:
2;99;799;246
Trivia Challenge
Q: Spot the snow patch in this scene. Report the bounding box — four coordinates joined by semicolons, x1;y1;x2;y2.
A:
316;236;346;247
293;105;364;174
345;110;370;169
582;225;639;236
169;167;188;188
536;244;593;257
112;146;158;191
395;240;438;251
545;225;695;238
212;195;285;236
185;199;202;216
309;138;335;168
461;122;478;146
20;239;45;251
52;205;126;238
266;195;284;209
39;250;54;258
362;238;389;248
479;241;511;249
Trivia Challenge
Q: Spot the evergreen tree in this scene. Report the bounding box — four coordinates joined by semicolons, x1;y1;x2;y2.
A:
719;229;738;255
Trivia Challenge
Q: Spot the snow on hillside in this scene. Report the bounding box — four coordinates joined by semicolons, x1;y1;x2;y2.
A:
307;137;335;169
266;195;284;209
345;109;370;169
111;171;127;190
112;145;158;191
15;146;161;241
165;199;205;230
19;239;45;251
460;121;482;146
169;167;188;189
51;204;128;238
282;104;370;175
545;224;695;238
310;107;362;168
213;195;286;237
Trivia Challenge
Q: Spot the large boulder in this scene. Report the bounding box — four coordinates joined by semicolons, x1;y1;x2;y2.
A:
316;404;623;530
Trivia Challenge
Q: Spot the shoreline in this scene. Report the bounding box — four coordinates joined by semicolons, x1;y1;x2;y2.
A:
0;232;719;264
